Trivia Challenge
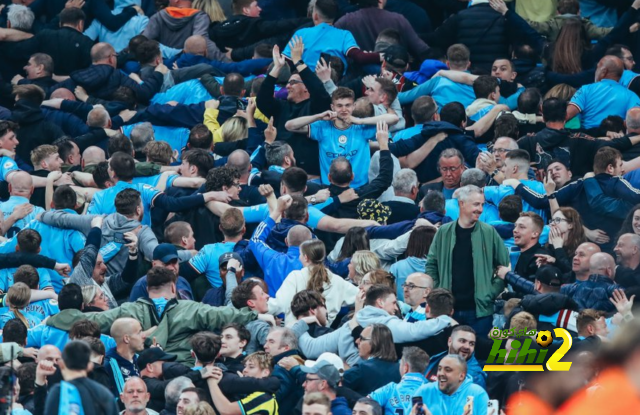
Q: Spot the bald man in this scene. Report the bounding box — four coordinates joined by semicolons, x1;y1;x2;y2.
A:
52;42;165;101
227;150;266;206
37;344;61;364
184;35;207;57
104;318;147;396
400;273;433;320
0;171;42;237
613;233;640;287
567;55;640;130
82;146;106;169
121;377;156;415
561;252;623;312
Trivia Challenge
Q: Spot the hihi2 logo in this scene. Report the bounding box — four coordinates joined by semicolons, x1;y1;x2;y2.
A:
482;328;573;372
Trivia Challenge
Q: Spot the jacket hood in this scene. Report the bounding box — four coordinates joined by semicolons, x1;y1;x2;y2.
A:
452;375;476;396
176;53;209;68
11;100;44;124
532;127;571;149
267;219;312;252
45;309;85;331
420;121;464;137
160;7;201;31
493;223;515;239
419;210;452;225
403;256;427;268
101;213;143;240
356;306;396;327
404;59;448;84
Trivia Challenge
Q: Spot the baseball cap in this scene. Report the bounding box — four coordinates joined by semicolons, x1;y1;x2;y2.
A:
304;352;345;376
300;360;341;389
357;199;391;224
153;244;179;263
219;252;244;267
137;348;178;369
535;265;562;287
383;45;409;69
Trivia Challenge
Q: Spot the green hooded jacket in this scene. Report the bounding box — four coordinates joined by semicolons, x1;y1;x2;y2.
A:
46;298;258;365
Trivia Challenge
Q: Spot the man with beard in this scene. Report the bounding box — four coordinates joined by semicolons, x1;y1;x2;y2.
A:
414;354;488;415
120;377;158;415
613;233;640;288
426;185;509;337
425;326;487;390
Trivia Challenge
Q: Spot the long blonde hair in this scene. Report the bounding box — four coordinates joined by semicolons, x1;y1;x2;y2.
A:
301;240;330;293
7;283;30;328
192;0;226;22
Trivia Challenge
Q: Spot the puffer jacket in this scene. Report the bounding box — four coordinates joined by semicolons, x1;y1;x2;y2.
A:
560;274;622;313
427;2;508;71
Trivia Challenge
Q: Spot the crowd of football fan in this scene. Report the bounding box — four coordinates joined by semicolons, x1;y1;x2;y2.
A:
2;0;640;414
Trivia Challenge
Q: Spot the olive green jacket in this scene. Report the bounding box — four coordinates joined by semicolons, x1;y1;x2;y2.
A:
46;298;258;365
425;220;508;318
528;15;612;43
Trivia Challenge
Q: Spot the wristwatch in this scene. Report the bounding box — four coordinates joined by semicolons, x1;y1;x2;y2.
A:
228;266;237;274
295;59;305;67
310;196;317;204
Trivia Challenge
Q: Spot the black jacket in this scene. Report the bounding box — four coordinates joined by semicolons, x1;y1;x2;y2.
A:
383;199;420;224
327;150;394;219
517;127;633;176
12;99;64;167
256;67;331;175
426;3;508;72
210;15;308;50
17;76;57;98
54;64;163;103
17;27;94;76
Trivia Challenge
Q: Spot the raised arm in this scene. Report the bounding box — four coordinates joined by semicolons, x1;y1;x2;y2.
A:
284;111;331;134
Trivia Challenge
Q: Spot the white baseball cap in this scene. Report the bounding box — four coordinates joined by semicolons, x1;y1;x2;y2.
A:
305;352;345;375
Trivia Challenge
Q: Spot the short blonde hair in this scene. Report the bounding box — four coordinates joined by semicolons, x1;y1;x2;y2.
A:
243;351;273;373
510;311;537;333
30;144;58;167
144;141;172;165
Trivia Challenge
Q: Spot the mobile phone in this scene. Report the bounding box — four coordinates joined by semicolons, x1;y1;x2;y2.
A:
465;396;474;413
488;399;499;413
411;397;425;415
113;232;128;244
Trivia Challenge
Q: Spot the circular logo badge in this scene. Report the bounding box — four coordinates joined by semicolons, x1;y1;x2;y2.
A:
338;135;347;144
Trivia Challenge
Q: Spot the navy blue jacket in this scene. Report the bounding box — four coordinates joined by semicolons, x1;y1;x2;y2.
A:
560;274;622;313
365;210;452;240
343;358;400;396
389;121;480;183
54;64;163;103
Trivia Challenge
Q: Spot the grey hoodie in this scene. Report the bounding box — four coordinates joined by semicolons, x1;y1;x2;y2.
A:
39;211;192;279
356;306;455;343
290;320;361;367
143;8;228;62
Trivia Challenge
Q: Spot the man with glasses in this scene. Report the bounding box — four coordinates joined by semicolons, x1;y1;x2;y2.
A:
419;148;466;200
475;136;518;185
401;273;433;322
300;360;351;415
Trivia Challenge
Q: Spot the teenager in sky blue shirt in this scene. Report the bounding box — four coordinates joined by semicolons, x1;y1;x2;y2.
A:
88;152;216;227
285;87;398;188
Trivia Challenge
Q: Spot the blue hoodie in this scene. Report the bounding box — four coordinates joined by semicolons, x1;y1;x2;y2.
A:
425;351;487;390
330;397;352;415
390;257;427;302
414;374;488;415
370;373;428;415
249;217;304;296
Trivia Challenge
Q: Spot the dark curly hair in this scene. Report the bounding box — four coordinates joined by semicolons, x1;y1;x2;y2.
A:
205;166;240;192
